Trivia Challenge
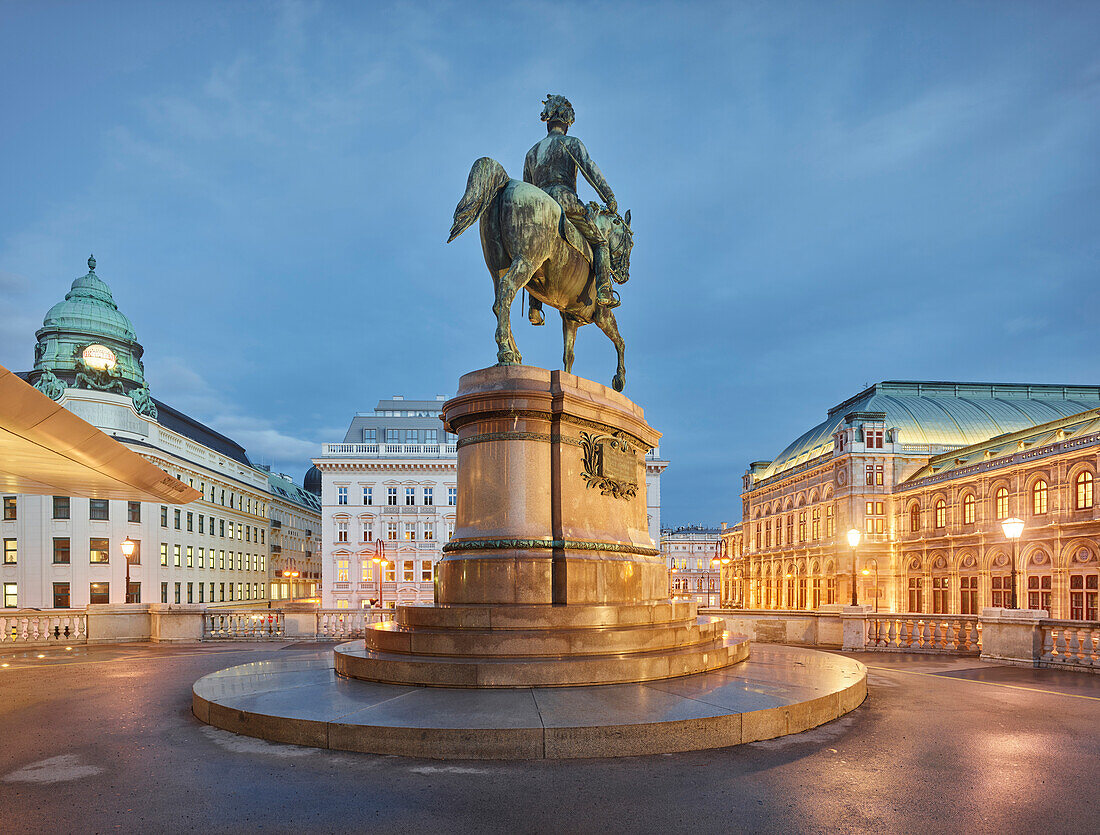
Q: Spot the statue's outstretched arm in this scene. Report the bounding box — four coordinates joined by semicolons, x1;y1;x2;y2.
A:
570;138;617;212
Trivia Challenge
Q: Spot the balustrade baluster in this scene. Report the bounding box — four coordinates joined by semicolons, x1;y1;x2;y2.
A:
1067;628;1082;664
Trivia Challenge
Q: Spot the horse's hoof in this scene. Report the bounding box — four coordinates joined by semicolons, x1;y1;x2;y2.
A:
496;352;522;366
612;374;625;392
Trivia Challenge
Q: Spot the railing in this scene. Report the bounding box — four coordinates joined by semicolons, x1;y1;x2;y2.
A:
321;443;456;457
204;611;285;639
1041;620;1100;670
315;609;390;639
865;614;982;654
0;611;88;645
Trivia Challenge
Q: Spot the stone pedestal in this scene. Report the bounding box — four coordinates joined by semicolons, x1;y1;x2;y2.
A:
335;365;749;688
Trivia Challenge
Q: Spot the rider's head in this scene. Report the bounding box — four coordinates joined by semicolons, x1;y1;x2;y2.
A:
541;94;575;134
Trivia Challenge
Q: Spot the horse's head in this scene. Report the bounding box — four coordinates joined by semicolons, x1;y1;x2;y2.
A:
598;207;633;284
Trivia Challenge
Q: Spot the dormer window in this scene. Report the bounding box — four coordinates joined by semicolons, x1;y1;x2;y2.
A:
865;429;885;449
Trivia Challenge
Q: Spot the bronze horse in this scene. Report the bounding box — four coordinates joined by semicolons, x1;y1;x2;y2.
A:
448;157;634;391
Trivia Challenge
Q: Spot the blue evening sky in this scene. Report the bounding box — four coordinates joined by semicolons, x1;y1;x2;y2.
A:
2;1;1098;526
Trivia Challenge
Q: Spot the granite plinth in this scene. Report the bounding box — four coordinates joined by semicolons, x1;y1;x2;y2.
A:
193;644;867;760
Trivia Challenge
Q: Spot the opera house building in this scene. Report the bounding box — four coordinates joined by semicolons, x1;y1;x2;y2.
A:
733;381;1100;620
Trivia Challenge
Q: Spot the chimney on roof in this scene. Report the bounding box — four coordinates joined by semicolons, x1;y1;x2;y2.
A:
436;395;446;401
393;395;403;400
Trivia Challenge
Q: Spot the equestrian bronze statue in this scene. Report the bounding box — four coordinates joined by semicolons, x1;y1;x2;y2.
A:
447;94;634;391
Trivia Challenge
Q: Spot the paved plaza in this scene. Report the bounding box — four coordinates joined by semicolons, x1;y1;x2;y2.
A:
1;642;1097;834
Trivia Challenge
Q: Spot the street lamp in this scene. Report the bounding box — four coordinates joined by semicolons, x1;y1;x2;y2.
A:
847;528;861;606
1001;518;1024;610
861;558;879;613
371;540;391;616
120;537;136;603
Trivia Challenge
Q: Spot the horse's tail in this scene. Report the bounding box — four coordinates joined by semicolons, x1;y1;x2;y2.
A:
448;157;509;243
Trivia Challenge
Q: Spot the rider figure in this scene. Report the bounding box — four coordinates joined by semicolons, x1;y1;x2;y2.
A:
524;94;618;325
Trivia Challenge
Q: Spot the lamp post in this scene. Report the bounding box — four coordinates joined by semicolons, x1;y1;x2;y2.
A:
121;537;136;603
371;540;391;616
1001;518;1024;610
847;528;861;606
861;558;879;613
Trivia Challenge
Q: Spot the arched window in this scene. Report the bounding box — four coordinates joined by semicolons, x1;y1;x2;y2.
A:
934;499;946;529
1032;479;1048;515
1076;472;1094;510
909;503;921;532
962;494;976;525
995;487;1009;520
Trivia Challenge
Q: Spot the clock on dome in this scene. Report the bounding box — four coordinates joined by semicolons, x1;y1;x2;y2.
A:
81;343;117;371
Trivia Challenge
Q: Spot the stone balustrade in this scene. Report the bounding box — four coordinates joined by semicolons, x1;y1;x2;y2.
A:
864;614;982;654
1041;620;1100;670
316;609;390;639
0;610;88;645
204;610;286;640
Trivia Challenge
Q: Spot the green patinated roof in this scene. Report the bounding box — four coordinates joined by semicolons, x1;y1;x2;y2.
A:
755;381;1100;482
900;407;1100;486
39;255;138;343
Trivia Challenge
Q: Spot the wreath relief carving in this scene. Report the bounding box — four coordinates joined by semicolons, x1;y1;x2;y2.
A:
580;431;638;500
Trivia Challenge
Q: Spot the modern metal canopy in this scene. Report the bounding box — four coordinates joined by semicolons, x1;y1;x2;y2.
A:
0;362;200;503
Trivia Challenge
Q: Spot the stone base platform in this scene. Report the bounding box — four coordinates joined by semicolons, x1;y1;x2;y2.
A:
192;645;867;760
336;600;748;687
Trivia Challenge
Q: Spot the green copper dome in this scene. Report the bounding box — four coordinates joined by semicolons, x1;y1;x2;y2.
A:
32;256;150;402
40;255;138;342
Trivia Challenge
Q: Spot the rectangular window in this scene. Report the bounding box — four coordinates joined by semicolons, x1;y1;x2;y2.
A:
187;583;193;604
219;550;225;569
219;583;225;602
3;582;16;608
198;547;205;569
160;543;168;566
991;575;1012;608
128;502;141;523
403;561;415;581
174;583;181;604
364;487;373;505
338;486;348;505
387;522;398;541
237;523;242;541
174;509;181;529
90;537;110;563
361;562;374;582
404;523;415;541
53;582;70;609
423;526;434;541
220;519;225;537
405;487;416;506
161;506;168;527
89;499;109;521
386;429;400;443
3;496;15;520
337;559;350;582
448;487;457;506
198;515;204;535
161;582;168;604
186;512;193;532
90;582;110;604
3;538;16;565
422;561;432;581
960;576;979;615
337;522;348;542
53;537;70;564
908;577;923;612
53;496;70;519
932;577;949;614
423;487;433;506
199;584;205;603
126;581;141;604
364;428;377;443
405;429;418;444
173;544;181;567
186;545;194;568
127;540;140;565
385;562;396;582
1027;575;1052;612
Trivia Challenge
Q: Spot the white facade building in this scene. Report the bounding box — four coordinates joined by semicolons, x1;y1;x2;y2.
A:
267;471;322;602
315;395;669;610
662;525;721;608
1;257;278;610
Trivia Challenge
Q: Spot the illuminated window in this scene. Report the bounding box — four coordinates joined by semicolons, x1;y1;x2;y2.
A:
1076;472;1094;510
909;504;921;532
403;561;414;581
53;537;70;564
90;538;110;564
424;526;434;541
53;582;70;609
3;496;16;520
798;512;806;542
361;562;373;582
90;582;110;604
963;494;976;525
811;509;820;541
934;500;946;529
995;487;1009;520
1031;480;1048;515
387;522;398;541
422;561;433;581
174;545;181;567
826;506;834;537
385;562;396;582
3;538;16;564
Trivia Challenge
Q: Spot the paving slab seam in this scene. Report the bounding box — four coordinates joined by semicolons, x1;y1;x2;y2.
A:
864;663;1100;701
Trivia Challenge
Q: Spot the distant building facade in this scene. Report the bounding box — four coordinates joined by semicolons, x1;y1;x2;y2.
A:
735;381;1100;619
315;395;669;610
2;258;273;609
267;471;322;602
662;525;720;608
